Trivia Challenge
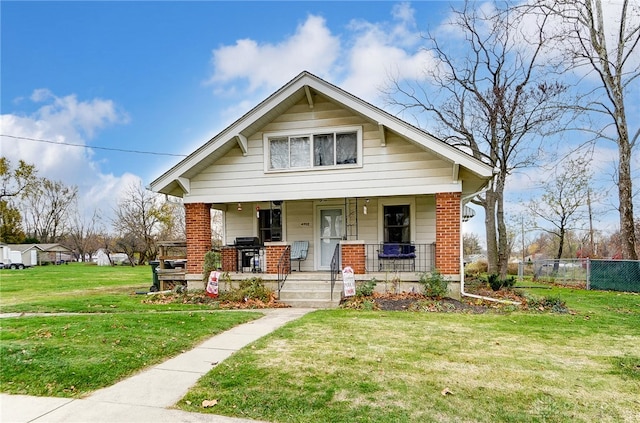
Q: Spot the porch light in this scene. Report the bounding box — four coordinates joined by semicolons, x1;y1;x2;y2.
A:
237;203;242;211
363;198;369;215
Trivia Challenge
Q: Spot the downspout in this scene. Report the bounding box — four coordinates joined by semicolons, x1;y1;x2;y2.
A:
459;182;521;305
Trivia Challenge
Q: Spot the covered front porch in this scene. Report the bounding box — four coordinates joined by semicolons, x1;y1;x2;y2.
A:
183;192;464;298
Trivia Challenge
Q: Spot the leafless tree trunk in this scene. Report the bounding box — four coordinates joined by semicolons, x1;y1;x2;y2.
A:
66;208;103;262
530;0;639;259
21;178;77;243
112;182;171;264
528;157;592;263
386;1;567;277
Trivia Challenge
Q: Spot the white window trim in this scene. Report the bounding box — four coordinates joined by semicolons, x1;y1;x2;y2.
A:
263;125;363;173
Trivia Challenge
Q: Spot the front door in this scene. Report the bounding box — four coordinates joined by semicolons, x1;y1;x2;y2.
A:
318;208;343;270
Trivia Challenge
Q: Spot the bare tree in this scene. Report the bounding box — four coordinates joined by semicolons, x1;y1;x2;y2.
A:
463;232;483;256
66;208;103;262
528;157;592;262
386;1;567;277
530;0;639;259
112;182;172;264
21;178;78;243
156;197;186;241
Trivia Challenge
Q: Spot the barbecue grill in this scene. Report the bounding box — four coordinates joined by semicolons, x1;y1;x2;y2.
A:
234;237;263;272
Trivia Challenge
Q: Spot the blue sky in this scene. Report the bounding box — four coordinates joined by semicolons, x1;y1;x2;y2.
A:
1;1;638;244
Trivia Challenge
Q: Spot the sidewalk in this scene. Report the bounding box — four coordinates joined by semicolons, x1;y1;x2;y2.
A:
1;308;313;423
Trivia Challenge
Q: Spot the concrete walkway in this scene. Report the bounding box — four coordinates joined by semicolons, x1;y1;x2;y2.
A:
1;308;313;423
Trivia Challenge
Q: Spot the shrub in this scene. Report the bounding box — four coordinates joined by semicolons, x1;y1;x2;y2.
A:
465;260;488;276
202;251;221;287
487;274;502;291
419;270;448;298
356;278;377;297
487;274;516;291
236;277;272;302
524;293;569;313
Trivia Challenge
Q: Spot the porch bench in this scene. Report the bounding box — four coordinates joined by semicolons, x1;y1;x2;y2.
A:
378;243;416;271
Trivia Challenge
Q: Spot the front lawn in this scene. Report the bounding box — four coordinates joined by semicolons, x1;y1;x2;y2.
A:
0;263;264;397
180;287;640;423
0;263;216;313
0;311;260;397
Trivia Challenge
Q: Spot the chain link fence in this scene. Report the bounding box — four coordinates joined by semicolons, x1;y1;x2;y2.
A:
526;259;640;293
589;260;640;292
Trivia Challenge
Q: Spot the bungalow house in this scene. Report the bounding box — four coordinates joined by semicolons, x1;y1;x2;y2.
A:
150;71;493;303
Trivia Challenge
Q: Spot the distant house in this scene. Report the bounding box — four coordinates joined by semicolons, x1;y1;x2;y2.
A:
3;243;72;266
150;71;493;297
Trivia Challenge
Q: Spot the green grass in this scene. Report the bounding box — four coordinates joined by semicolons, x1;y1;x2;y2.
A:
0;263;264;397
0;263;214;313
0;311;260;397
180;288;640;423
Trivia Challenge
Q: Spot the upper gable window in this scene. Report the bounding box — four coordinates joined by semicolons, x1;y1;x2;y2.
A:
264;126;362;172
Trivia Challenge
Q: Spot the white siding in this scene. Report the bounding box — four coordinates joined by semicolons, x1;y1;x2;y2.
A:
185;96;458;204
284;201;314;271
416;195;436;243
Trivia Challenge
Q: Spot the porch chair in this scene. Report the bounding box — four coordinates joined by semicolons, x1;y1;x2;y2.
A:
290;241;309;271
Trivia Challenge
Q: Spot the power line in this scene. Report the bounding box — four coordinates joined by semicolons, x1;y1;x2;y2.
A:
0;134;188;157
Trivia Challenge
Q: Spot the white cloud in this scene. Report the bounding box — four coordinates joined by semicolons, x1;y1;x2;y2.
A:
0;90;133;223
208;14;341;93
341;3;433;101
207;3;436;114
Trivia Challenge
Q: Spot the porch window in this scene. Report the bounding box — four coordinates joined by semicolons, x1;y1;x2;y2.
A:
258;209;282;243
384;205;410;243
266;127;361;171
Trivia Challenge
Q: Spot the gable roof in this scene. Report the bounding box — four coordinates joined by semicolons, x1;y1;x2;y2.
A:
5;244;44;253
150;71;494;196
5;243;72;253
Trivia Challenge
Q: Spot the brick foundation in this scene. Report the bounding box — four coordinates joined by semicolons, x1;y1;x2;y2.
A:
341;242;365;274
185;203;212;274
435;192;461;275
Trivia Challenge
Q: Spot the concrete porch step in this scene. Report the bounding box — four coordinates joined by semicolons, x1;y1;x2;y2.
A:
277;278;343;309
278;298;342;309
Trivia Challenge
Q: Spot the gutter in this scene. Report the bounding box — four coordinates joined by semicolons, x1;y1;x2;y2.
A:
459;181;521;306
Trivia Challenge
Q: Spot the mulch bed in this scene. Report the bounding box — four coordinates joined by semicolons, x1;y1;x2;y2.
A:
142;291;289;309
340;291;520;313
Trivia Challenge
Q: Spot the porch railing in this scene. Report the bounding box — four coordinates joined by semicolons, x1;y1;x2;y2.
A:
276;245;291;299
364;243;435;273
329;243;341;301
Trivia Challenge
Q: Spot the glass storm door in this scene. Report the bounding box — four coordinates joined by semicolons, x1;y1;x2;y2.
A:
319;208;343;269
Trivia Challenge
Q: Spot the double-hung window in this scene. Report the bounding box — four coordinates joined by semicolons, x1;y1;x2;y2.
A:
265;126;361;171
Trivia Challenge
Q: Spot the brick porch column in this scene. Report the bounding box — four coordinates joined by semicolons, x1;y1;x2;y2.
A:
435;192;461;275
221;247;237;272
341;241;365;274
265;242;290;274
185;202;211;274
